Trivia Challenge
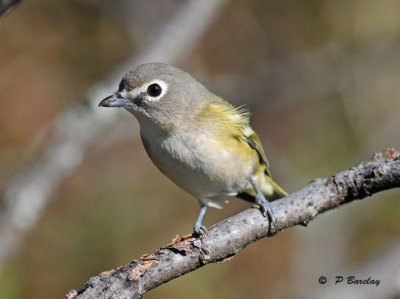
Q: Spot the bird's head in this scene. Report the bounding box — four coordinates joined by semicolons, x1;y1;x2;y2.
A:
99;63;211;130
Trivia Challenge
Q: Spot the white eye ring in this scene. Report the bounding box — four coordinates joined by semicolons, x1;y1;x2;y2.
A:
144;79;168;102
121;79;169;102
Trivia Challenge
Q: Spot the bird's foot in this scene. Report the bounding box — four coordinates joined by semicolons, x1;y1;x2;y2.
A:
192;203;208;237
255;193;276;224
192;224;208;237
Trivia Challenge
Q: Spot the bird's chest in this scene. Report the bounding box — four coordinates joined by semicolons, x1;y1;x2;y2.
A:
140;128;255;197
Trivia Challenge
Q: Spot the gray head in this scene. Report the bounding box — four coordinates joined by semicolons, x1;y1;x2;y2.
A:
99;63;212;129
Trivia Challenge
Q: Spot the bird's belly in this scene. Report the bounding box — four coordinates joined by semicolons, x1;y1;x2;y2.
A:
141;132;256;201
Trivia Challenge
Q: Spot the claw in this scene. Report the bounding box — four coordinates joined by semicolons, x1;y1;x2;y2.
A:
250;176;277;225
255;195;276;224
192;225;208;237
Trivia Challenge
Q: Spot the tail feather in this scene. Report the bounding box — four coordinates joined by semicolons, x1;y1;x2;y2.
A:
237;174;287;203
265;175;288;200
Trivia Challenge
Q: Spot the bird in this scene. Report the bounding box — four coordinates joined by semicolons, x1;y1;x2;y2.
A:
99;63;287;235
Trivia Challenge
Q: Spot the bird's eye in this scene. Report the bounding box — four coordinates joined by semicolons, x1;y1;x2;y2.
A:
147;83;162;97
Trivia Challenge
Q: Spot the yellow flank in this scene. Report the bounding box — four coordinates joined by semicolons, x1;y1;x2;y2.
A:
196;98;254;162
196;98;251;136
196;98;288;201
244;167;288;200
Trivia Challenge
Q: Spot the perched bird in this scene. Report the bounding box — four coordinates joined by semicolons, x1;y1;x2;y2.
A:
99;63;287;235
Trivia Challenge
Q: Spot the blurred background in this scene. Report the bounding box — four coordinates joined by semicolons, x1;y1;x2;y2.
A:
0;0;400;298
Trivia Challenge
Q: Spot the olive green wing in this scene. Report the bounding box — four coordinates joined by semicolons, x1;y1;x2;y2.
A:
244;130;271;176
237;129;288;201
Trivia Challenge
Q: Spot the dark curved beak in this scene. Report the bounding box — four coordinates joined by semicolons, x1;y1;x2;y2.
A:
98;94;131;108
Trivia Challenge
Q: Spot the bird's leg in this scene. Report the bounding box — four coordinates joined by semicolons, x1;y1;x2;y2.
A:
249;176;276;223
193;203;208;236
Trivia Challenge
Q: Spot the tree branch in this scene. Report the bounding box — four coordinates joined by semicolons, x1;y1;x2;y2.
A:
68;148;400;299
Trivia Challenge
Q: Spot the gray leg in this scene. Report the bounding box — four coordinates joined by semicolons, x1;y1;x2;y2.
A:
249;176;276;223
193;203;208;236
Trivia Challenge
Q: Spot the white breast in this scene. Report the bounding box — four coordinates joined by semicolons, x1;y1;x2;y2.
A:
139;120;255;207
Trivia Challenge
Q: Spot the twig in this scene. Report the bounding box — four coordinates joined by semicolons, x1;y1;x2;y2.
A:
69;148;400;299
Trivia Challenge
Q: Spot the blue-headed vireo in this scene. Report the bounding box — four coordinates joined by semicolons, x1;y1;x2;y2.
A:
99;63;287;235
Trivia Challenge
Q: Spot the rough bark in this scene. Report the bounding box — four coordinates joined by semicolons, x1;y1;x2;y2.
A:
68;148;400;299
